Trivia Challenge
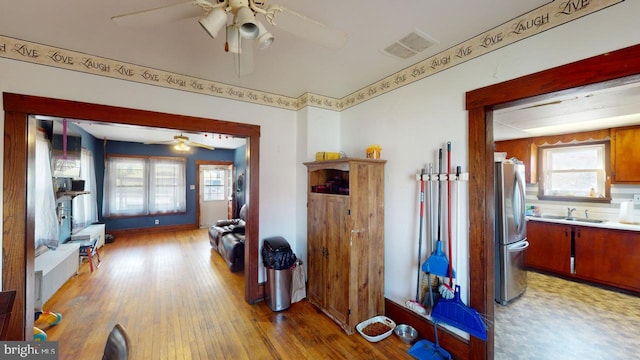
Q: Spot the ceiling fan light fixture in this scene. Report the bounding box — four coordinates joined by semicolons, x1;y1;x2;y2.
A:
235;6;259;39
199;8;227;38
174;142;191;152
255;21;274;49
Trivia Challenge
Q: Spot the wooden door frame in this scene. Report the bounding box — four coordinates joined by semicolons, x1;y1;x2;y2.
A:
465;44;640;359
2;93;261;340
195;160;234;228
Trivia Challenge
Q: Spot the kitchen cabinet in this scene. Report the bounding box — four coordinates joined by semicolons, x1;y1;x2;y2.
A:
574;226;640;292
495;138;537;184
304;158;386;334
525;221;571;273
526;220;640;293
610;126;640;183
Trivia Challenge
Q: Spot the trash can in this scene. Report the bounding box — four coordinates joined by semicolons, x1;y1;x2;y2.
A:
262;236;297;311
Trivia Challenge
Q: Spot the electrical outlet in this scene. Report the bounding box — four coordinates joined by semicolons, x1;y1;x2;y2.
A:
634;194;640;203
154;219;160;225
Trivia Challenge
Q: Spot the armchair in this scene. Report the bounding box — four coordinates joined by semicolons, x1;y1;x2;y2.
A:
208;204;246;272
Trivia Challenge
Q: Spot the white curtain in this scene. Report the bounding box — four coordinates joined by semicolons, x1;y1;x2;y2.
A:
72;148;98;229
149;158;186;214
35;131;60;250
103;156;186;217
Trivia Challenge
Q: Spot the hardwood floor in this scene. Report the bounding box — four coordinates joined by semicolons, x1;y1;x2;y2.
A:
41;229;413;359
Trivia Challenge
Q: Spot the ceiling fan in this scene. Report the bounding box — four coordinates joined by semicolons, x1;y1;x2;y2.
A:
144;133;215;151
112;0;347;76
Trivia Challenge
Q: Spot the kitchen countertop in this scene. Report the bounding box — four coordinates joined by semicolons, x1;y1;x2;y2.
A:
527;216;640;232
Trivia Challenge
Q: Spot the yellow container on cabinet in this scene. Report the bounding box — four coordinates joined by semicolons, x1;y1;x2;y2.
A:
315;152;342;161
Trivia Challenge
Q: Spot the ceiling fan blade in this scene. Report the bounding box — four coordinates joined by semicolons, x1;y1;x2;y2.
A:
264;5;347;49
143;139;176;145
188;141;215;150
227;25;255;76
112;1;203;28
234;38;255;77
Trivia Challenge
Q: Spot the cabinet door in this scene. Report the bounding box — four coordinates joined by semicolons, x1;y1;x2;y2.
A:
575;226;640;292
525;221;571;274
306;194;325;306
611;126;640;183
324;196;350;326
495;138;537;184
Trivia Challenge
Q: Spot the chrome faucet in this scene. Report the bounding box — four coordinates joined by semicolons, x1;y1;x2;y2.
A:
567;207;577;218
584;209;589;219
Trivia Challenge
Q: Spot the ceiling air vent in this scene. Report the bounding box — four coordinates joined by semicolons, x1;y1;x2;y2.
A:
382;29;438;59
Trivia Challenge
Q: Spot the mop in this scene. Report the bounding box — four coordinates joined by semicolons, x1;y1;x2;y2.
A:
406;168;428;315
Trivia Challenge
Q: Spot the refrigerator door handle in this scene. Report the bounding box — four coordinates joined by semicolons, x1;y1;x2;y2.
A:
507;240;530;253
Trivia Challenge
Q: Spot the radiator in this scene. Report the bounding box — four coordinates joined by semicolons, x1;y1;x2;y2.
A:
34;242;80;310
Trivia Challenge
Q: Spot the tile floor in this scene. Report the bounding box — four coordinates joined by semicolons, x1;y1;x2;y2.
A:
494;271;640;360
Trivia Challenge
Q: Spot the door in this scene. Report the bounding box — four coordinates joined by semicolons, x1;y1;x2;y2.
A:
199;164;232;227
324;195;349;325
499;161;527;245
498;239;529;304
525;221;571;274
306;194;325;306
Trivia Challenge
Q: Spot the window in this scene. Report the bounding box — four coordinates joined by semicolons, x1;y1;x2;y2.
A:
202;168;226;201
103;155;186;217
538;142;609;201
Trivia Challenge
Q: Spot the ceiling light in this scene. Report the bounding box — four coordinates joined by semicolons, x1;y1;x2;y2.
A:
174;142;190;152
234;6;258;39
255;21;274;49
199;8;227;39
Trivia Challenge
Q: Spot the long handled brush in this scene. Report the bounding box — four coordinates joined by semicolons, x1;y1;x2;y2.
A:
439;142;456;300
422;149;450;278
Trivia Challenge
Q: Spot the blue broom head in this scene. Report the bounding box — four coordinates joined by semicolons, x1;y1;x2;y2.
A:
408;339;452;360
431;285;488;341
421;241;455;278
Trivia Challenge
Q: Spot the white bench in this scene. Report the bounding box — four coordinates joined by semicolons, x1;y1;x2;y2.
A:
34;242;80;310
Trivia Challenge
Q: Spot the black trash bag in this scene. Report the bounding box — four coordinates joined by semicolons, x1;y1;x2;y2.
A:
262;236;297;270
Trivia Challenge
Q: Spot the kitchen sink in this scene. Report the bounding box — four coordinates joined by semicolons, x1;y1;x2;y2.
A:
565;217;605;223
539;215;605;223
541;215;567;219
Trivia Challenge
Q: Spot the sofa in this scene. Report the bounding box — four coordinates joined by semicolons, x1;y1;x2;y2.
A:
208;205;246;272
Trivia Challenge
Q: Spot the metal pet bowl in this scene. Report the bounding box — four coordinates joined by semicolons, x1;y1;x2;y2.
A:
394;324;418;344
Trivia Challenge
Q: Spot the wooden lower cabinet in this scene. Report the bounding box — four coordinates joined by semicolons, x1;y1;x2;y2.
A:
525;221;571;274
307;194;350;326
305;159;386;334
574;226;640;292
526;220;640;293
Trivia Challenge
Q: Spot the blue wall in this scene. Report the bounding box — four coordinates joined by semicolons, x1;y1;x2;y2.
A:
98;139;238;231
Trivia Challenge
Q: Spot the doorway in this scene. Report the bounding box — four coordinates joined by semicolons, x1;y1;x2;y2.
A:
465;44;640;358
197;162;234;228
2;93;261;340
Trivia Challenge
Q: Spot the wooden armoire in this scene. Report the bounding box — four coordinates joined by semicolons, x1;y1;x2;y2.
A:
304;158;386;334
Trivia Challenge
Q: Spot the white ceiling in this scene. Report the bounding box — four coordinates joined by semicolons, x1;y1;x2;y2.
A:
0;0;547;99
3;0;638;143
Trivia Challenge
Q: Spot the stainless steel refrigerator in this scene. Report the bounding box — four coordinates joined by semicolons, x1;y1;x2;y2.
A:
494;157;529;305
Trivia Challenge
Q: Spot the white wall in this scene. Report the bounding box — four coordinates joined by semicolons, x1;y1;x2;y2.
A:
338;0;640;306
0;58;297;284
295;106;341;270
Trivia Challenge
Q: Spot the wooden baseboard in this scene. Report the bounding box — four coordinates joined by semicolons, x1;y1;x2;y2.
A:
108;224;198;238
384;298;469;360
